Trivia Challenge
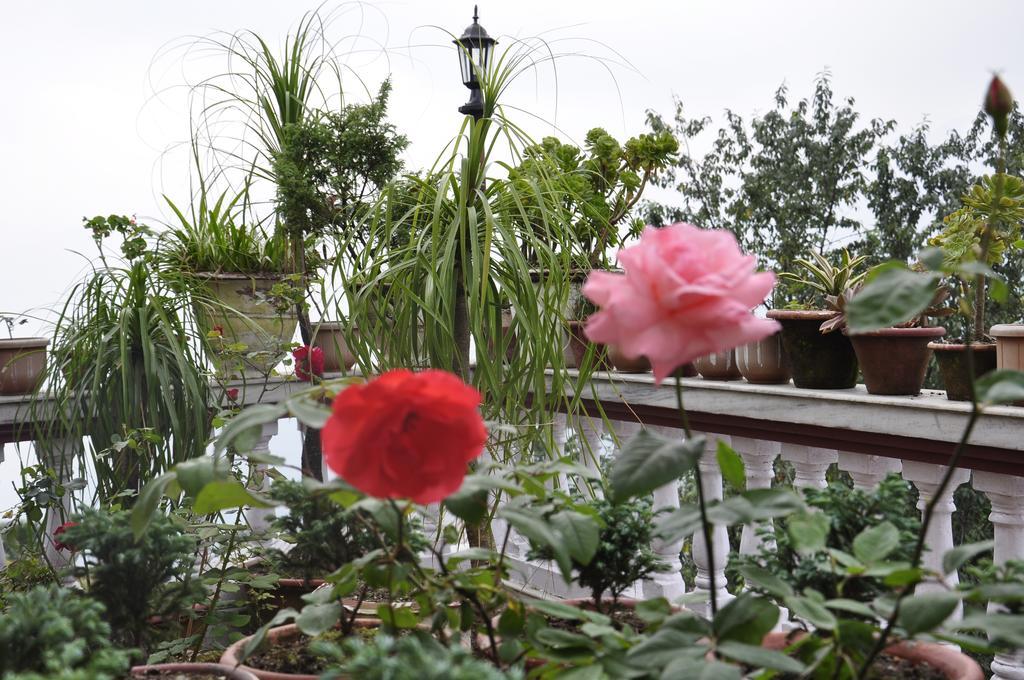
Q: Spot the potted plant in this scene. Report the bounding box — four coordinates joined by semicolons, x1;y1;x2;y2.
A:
0;315;47;396
768;249;867;389
928;77;1024;398
847;270;950;395
0;585;134;678
164;189;301;378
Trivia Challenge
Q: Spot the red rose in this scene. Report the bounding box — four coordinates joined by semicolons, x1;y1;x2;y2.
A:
226;388;239;402
53;521;79;552
985;75;1014;138
293;345;324;382
320;369;487;504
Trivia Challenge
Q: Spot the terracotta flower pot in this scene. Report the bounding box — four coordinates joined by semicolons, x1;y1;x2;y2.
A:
221;621;379;680
929;342;997;401
992;324;1024;373
0;337;48;395
761;632;983;680
564;320;608;369
310;322;356;372
198;273;299;376
848;327;946;396
607;345;651;373
131;662;260;679
767;310;858;389
737;331;791;384
694;349;742;381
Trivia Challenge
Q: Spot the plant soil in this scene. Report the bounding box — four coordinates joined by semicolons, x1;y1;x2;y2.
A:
245;628;376;675
129;673;233;679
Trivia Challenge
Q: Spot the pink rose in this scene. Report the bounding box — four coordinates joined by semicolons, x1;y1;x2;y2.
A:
583;224;780;384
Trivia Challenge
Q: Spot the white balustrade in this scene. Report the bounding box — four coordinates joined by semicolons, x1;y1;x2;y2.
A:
689;433;733;617
645;424;688;601
780;443;837;490
900;461;971;620
572;412;605;498
731;436;779;556
243;421;278;535
973;471;1024;680
837;451;902;490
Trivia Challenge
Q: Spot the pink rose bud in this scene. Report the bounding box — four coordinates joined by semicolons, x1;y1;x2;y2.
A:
985;75;1013;138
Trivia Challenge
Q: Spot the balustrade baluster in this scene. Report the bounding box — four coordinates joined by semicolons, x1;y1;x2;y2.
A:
780;444;837;490
244;422;278;536
972;471;1024;680
836;452;902;491
730;436;780;556
689;433;733;617
641;424;688;601
36;436;81;570
900;461;970;622
572;412;605;499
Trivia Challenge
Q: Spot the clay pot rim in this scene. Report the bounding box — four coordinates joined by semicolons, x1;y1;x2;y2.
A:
927;341;997;352
991;323;1024;338
847;327;947;338
766;309;837;321
0;337;49;349
761;633;982;680
195;271;292;282
221;621;380;680
131;662;260;680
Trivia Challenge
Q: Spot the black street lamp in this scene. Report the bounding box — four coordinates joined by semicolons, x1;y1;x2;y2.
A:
454;6;496;120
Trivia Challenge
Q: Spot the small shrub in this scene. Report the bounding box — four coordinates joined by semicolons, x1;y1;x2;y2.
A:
739;474;919;602
60;507;201;649
267;479;381;579
318;632;522;680
0;585;132;679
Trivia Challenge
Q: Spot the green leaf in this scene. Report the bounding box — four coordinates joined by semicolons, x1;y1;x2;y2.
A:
175;456;229;498
131;472;176;540
716;640;806;674
655;506;703;545
785;594;837;630
846;266;940;333
716;441;746;491
287;395;331;429
825;598;876;619
975;370;1024;406
957;613;1024;647
898;592;960;635
295;602;341;636
610;429;703;503
713;593;779;644
377;604;419;629
193;479;276;514
852;521;899;564
215;403;287;455
738;564;794;600
498;505;573;580
443;486;489;524
787;512;830;555
627;628;701;668
526;599;593;622
942;540;994;576
661;658;743;680
634;597;673;625
550;510;601;565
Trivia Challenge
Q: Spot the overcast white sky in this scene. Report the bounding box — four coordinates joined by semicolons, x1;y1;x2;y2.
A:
2;0;1023;329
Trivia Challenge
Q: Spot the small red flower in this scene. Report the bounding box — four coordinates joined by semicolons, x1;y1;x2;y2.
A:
226;388;239;402
321;369;487;504
53;521;79;552
293;345;325;382
212;325;224;337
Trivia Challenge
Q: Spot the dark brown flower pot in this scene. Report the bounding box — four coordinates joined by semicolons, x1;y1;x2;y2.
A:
607;345;651;373
761;632;983;679
766;310;858;389
564;320;608;369
929;342;997;401
694;349;742;380
131;662;260;679
848;327;946;396
737;331;791;384
0;338;48;396
221;621;379;680
310;323;356;372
